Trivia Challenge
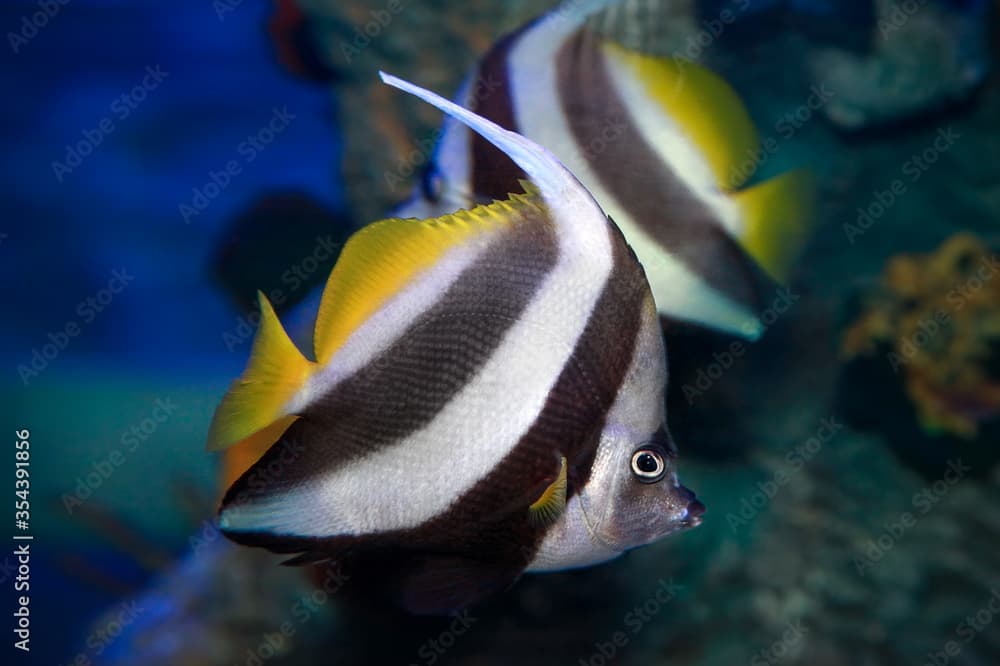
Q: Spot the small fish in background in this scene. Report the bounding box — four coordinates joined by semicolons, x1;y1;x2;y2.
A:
207;72;704;614
388;0;813;340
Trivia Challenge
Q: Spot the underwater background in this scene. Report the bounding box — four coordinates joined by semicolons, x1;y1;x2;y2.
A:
4;0;1000;664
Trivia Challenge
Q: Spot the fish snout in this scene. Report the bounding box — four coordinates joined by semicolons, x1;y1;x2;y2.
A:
676;485;705;528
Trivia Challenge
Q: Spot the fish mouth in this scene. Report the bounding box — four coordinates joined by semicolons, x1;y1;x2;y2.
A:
680;498;706;529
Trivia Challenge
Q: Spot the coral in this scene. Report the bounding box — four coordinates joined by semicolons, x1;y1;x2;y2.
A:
842;233;1000;437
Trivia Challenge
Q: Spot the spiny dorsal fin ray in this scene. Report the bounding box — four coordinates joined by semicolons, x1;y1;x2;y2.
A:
207;292;314;452
312;191;547;365
379;71;608;251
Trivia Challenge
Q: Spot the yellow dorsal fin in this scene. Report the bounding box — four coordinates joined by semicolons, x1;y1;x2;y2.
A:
312;191;545;365
602;43;760;191
206;292;316;451
529;456;568;526
731;168;815;283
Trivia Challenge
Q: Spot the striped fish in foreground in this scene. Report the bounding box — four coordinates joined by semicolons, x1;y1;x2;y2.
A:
207;72;704;614
391;0;813;340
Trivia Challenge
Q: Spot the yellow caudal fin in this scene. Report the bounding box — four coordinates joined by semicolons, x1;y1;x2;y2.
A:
731;169;815;283
602;44;760;190
312;191;543;365
206;292;316;452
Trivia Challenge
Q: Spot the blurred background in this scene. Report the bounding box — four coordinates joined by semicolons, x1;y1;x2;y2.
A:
3;0;999;664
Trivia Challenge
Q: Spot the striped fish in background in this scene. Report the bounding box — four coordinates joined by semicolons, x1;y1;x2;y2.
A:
386;0;813;340
207;73;704;614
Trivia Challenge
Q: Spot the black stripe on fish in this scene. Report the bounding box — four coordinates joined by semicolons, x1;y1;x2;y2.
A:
226;217;649;574
423;216;649;567
468;20;535;201
555;29;776;315
221;202;559;516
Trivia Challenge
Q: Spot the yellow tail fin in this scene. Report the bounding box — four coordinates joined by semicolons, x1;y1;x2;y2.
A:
207;292;316;452
731;169;815;283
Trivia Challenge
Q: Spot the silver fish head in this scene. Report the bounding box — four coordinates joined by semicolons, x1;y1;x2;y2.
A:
578;426;704;553
572;294;704;556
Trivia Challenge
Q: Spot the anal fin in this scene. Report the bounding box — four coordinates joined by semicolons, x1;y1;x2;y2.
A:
400;556;520;616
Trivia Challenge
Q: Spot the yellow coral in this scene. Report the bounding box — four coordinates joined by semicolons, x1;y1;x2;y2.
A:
842;233;1000;438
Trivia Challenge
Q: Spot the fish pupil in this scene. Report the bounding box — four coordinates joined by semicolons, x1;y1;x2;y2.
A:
636;453;658;473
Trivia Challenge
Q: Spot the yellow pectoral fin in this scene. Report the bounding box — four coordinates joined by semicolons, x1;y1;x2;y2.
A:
206;292;315;452
311;192;545;365
529;456;568;527
602;43;760;191
732;168;815;283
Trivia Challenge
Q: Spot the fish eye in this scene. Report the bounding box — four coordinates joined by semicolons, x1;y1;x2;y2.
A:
630;448;666;483
420;163;444;203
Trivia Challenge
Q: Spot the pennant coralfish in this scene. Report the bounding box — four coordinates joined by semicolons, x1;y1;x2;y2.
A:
391;0;813;340
207;73;703;614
